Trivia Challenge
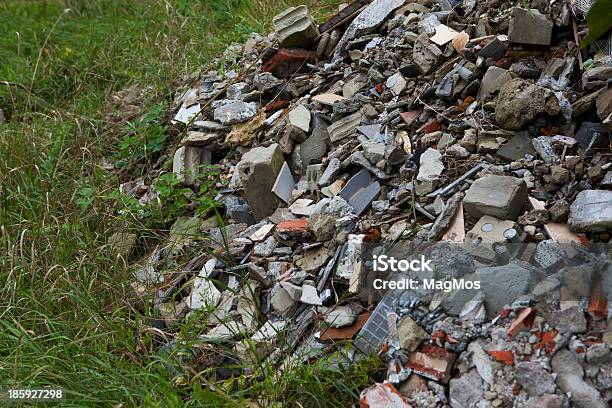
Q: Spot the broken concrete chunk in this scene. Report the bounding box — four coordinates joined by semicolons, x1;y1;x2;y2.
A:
417;148;444;182
413;34;443;74
299;114;330;169
300;284;322;305
478;66;515;100
497;131;536;161
568;190;612;232
477;264;533;317
398;316;427;352
237;144;284;221
463;175;527;220
308;213;337;242
515;361;556;396
495;78;559;130
312;93;346;106
213;101;257;125
273;5;319;48
325;305;358;328
288;104;311;133
449;369;485;408
271;284;301;317
359;382;411;408
318;158;341;187
551;349;606;408
508;8;553;45
186;277;221;311
173;146;212;184
333;0;406;59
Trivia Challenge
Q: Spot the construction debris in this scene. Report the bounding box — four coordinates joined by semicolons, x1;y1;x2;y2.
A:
116;0;612;405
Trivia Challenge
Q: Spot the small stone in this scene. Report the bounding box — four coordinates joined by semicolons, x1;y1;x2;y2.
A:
308;213;337;242
550;165;570;184
324;305;358;328
386;71;407;96
397;316;428;352
515;361;556;396
213;100;258;125
548;200;569;222
300;284;322;305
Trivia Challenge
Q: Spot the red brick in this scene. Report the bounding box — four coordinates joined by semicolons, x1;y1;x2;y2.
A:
359;382;411;408
487;350;514;366
507;307;536;338
588;280;608;320
275;218;309;234
264;99;289;112
407;344;455;384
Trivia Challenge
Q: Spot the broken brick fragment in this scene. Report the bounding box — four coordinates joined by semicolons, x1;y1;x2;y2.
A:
320;312;370;341
399;110;420;126
488;350;514;366
261;48;317;78
276;218;309;234
588;280;608;320
359;382;411;408
423;120;441;133
508;307;536;338
407;344;455;383
264;99;290;112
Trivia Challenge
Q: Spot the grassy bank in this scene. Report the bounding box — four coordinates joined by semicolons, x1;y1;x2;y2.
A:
0;0;380;406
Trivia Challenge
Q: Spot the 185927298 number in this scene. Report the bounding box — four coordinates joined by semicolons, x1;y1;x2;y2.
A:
2;388;65;402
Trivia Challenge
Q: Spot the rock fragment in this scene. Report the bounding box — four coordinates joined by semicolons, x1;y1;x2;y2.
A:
568;190;612;232
272;5;319;48
237;144;284;221
463;175;527;220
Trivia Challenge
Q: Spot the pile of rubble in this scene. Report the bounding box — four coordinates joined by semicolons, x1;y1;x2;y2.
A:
112;0;612;406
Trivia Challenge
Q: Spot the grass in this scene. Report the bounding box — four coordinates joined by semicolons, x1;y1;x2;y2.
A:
0;0;382;406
